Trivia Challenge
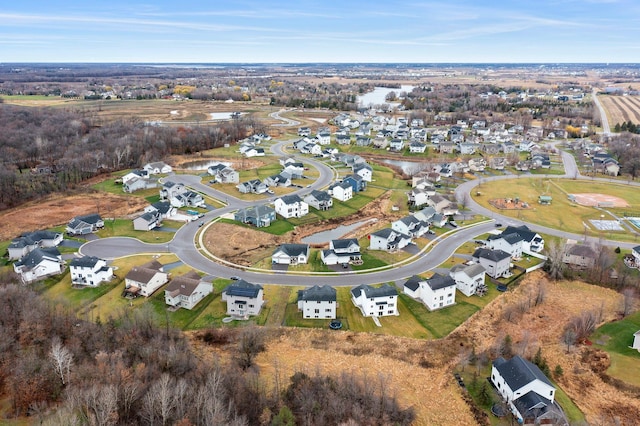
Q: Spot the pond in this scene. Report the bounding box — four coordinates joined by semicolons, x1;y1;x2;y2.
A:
301;219;376;244
209;112;244;120
180;160;230;170
381;159;430;175
357;85;415;107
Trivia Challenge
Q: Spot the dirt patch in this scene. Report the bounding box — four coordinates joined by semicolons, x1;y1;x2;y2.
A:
570;193;629;207
0;191;148;241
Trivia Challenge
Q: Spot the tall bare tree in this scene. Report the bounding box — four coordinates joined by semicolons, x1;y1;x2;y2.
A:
49;336;73;386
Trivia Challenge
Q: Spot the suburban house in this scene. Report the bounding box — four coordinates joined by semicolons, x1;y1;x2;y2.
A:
407;187;431;208
409;141;427;153
343;174;367;193
472;248;512;278
369;228;412;252
392;215;429;238
13;247;65;283
274;195;309;219
122;172;154;193
283;162;305;179
237;179;269;194
144;201;177;219
351;284;399;317
133;210;161;231
328;181;353;202
264;173;292;188
8;230;63;261
403;273;456;311
502;225;545;253
243;147;265;157
562;243;597;269
449;263;486;297
69;256;113;287
428;194;458;215
491;356;563;424
222;280;264;317
124;260;169;297
304;190;333;211
143;161;172;175
487;232;524;259
234;205;276;228
297;285;337;319
389;138;404;151
353;163;373;182
321;238;362;266
164;270;213;310
66;213;104;236
633;330;640;352
208;163;239;184
272;243;310;265
160;181;205;208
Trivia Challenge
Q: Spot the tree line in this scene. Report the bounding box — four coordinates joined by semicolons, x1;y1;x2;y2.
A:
0;272;413;425
0;104;254;210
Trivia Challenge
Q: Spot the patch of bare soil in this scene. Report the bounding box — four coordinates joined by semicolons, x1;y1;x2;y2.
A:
202;191;402;264
0;191;148;241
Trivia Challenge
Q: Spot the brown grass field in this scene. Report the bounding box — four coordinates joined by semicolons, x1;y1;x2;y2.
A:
598;94;640;126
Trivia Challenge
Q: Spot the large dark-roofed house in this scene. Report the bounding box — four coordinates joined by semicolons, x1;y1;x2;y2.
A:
222;280;264;317
297;285;337;319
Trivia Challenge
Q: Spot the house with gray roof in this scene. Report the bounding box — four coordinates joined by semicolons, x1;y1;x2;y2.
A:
133;211;161;231
272;244;310;265
164;270;213;310
124;260;168;297
328;180;353;202
13;247;64;283
8;230;63;260
369;228;411;252
491;356;564;424
487;232;524;258
297;285;337;319
562;243;597;269
144;201;177;219
274;194;309;219
449;263;486;297
392;215;429;238
321;239;362;266
403;273;456;311
502;225;545;253
304;190;333;211
69;256;113;287
351;284;398;317
472;248;511;278
234;205;276;228
222;280;264;317
236;179;269;194
66;213;104;236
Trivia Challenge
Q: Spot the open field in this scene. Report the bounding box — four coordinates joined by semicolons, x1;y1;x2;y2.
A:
598;94;640;127
475;178;640;242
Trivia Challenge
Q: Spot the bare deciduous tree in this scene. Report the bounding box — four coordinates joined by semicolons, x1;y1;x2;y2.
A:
49;336;73;386
621;288;637;317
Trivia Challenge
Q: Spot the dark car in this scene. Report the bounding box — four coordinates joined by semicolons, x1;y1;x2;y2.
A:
230;276;240;281
495;223;503;227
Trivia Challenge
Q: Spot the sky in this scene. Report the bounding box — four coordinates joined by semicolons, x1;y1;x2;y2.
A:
1;0;639;63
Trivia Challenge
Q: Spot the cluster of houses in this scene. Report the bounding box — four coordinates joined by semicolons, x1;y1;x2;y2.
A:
159;180;205;209
9;230;65;283
269;239;363;268
234;156;306;194
120;161;172;193
238;133;270;157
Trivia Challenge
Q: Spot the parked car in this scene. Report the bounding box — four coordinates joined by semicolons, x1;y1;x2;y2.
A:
230;276;240;280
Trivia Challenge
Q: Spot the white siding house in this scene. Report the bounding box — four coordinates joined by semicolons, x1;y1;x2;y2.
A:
222;280;264;317
13;248;65;283
164;270;213;310
351;284;398;317
297;285;337;319
274;195;309;219
633;330;640;352
124;260;169;297
69;256;113;287
369;228;411;252
272;244;310;265
449;263;486;297
403;274;456;311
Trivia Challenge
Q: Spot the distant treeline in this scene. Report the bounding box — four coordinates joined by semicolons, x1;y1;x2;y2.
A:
0;104;253;210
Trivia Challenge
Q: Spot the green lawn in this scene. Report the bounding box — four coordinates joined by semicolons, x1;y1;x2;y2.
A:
475;178;640;242
400;294;480;338
96;218;179;243
591;310;640;386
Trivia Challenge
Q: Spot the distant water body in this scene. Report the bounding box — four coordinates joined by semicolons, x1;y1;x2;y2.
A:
357;85;414;107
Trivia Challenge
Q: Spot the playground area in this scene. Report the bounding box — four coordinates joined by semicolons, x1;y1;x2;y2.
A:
488;197;532;210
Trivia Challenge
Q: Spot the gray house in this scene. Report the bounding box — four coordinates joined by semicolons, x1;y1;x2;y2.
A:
304;190;333;211
66;214;104;236
222;280;264;317
234;205;276;228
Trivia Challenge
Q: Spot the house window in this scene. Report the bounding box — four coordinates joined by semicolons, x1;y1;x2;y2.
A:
325;309;331;312
388;310;394;315
249;304;254;308
314;309;320;314
447;293;452;297
440;296;443;301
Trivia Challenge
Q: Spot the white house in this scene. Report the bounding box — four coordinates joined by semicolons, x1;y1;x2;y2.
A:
353;163;373;182
8;230;63;261
144;201;177;219
66;213;104;236
69;256;113;287
328;181;353;202
392;215;429;238
13;247;65;283
409;141;427;153
274;194;309;219
222;280;264;317
472;248;512;278
633;330;640;352
304;190;333;211
208;163;239;184
449;263;486;297
351;284;398;317
133;211;161;231
164;270;213;310
124;260;169;297
407;188;431;208
321;239;362;266
297;285;337;319
272;244;310;265
143;161;172;175
502;225;545;254
487;233;524;259
369;228;411;252
403;274;456;311
491;356;560;424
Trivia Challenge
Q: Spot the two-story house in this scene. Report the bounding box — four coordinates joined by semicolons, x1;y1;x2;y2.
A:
222;280;264;317
297;285;337;319
304;190;333;211
69;256;113;287
449;263;486;297
124;260;169;297
369;228;411;252
234;205;276;228
274;195;309;219
487;232;524;259
351;284;398;317
403;273;456;311
164;270;213;310
13;247;65;283
472;248;511;278
321;238;362;266
328;181;353;202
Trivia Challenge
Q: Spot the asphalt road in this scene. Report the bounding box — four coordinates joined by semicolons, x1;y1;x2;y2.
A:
592;88;611;136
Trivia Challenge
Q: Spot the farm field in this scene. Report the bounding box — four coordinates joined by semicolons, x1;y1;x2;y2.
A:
475;178;640;242
598;94;640;127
